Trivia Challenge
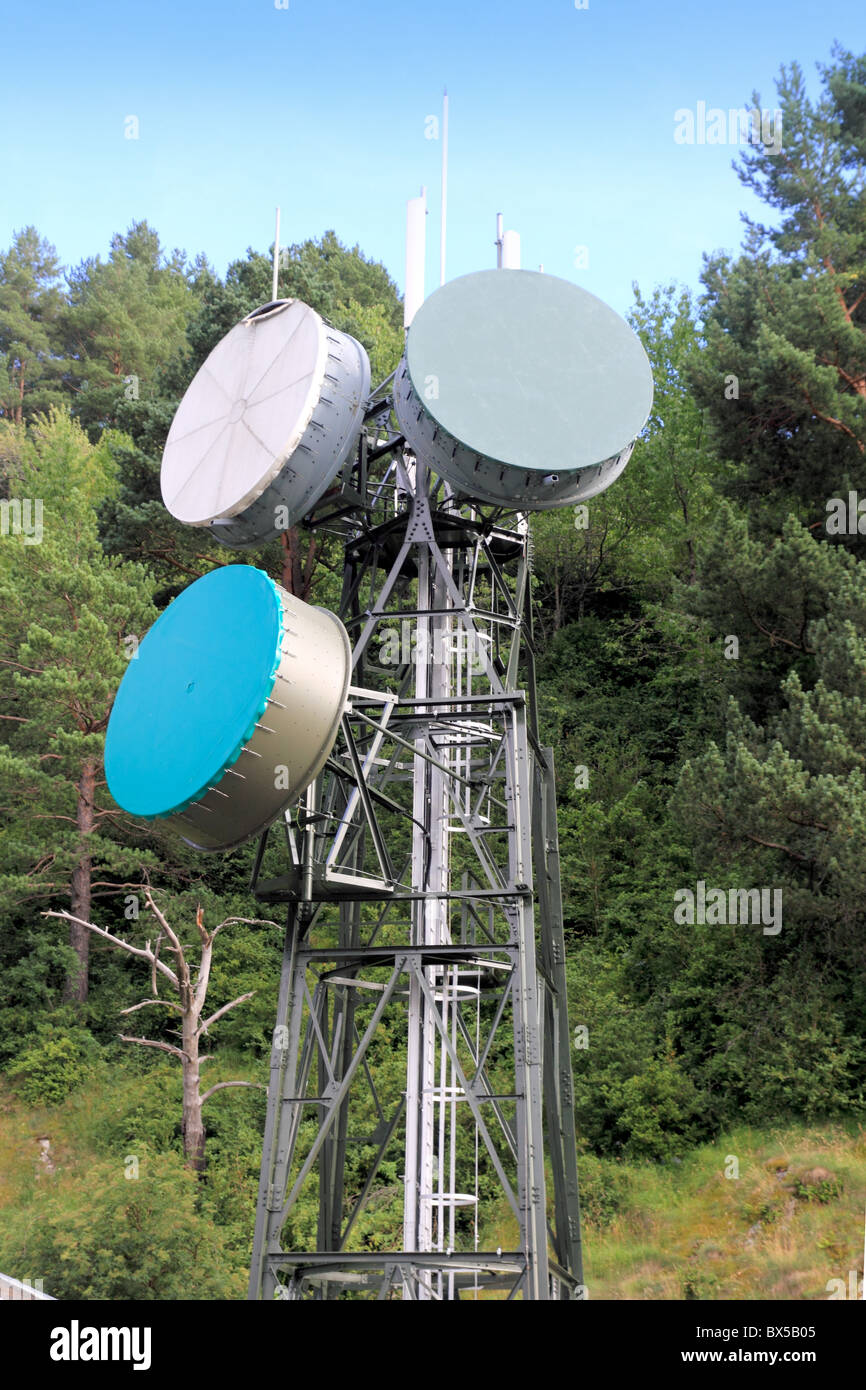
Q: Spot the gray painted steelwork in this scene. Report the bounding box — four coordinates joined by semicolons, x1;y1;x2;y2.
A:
247;431;586;1300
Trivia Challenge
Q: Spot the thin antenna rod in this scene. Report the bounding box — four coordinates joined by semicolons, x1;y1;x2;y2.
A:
440;88;448;287
272;206;281;301
495;213;504;269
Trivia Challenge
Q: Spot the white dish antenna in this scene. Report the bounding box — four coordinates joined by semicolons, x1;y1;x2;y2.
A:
161;299;370;549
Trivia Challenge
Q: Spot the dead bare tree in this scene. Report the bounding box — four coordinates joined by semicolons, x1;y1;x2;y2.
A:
44;890;276;1171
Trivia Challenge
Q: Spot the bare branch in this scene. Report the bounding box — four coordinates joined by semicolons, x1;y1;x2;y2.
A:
151;931;164;999
197;991;255;1038
143;887;183;954
195;903;209;947
43;911;178;986
119;1034;188;1061
201;1080;266;1104
120;998;182;1017
210;915;281;938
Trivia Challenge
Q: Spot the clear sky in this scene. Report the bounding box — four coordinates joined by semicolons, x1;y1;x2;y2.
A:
1;0;862;317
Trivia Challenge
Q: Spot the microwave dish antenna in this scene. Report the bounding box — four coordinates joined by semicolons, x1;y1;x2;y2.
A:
160;299;370;550
105;565;351;852
394;268;653;511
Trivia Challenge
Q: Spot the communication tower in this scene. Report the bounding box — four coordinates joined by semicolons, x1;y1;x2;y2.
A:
105;231;652;1300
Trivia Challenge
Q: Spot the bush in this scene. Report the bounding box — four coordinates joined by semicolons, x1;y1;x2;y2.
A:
575;1150;631;1228
0;1148;247;1299
5;1023;99;1106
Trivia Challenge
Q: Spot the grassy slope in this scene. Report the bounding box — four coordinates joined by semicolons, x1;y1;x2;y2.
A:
486;1123;866;1300
2;1079;864;1300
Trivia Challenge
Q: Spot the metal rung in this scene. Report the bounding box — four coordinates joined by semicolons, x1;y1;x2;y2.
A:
325;976;388;991
419;1193;478;1206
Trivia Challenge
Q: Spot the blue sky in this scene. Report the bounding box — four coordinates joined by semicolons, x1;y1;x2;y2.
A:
1;0;862;318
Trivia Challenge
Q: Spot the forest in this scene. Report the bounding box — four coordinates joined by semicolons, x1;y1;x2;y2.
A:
0;46;864;1299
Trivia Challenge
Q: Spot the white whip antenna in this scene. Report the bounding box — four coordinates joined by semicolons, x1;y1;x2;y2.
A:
272;206;281;301
440;87;448;287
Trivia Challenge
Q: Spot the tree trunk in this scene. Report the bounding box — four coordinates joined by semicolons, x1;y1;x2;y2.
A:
14;361;25;425
181;1012;207;1173
280;526;317;601
280;528;295;595
63;755;96;1003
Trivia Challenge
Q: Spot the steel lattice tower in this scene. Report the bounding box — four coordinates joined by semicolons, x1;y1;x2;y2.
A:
247;409;584;1300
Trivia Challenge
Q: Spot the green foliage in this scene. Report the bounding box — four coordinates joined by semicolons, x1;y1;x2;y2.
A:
573;1149;632;1228
792;1173;844;1203
0;927;79;1063
63;222;196;434
0;411;161;957
0;1148;246;1299
63;1060;186;1158
689;51;866;513
671;513;866;1126
567;946;702;1159
5;1022;99;1106
0;227;71;424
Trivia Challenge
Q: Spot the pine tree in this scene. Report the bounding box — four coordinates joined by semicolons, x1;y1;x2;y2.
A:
62;221;195;434
0;410;160;1002
0;227;71;424
689;48;866;520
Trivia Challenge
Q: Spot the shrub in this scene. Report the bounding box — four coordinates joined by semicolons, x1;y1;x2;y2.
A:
5;1024;98;1106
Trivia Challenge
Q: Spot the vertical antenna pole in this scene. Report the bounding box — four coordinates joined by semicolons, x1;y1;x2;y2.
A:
502;229;521;269
272;206;281;302
496;213;504;268
405;188;427;330
440;88;448;287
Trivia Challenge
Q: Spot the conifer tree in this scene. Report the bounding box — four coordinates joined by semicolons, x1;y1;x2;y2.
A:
0;410;160;1001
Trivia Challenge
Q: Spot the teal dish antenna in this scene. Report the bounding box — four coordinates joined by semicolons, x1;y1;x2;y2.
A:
105;565;351;851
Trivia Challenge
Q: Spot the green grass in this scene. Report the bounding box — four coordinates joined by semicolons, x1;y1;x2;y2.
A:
482;1122;866;1299
582;1123;866;1299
